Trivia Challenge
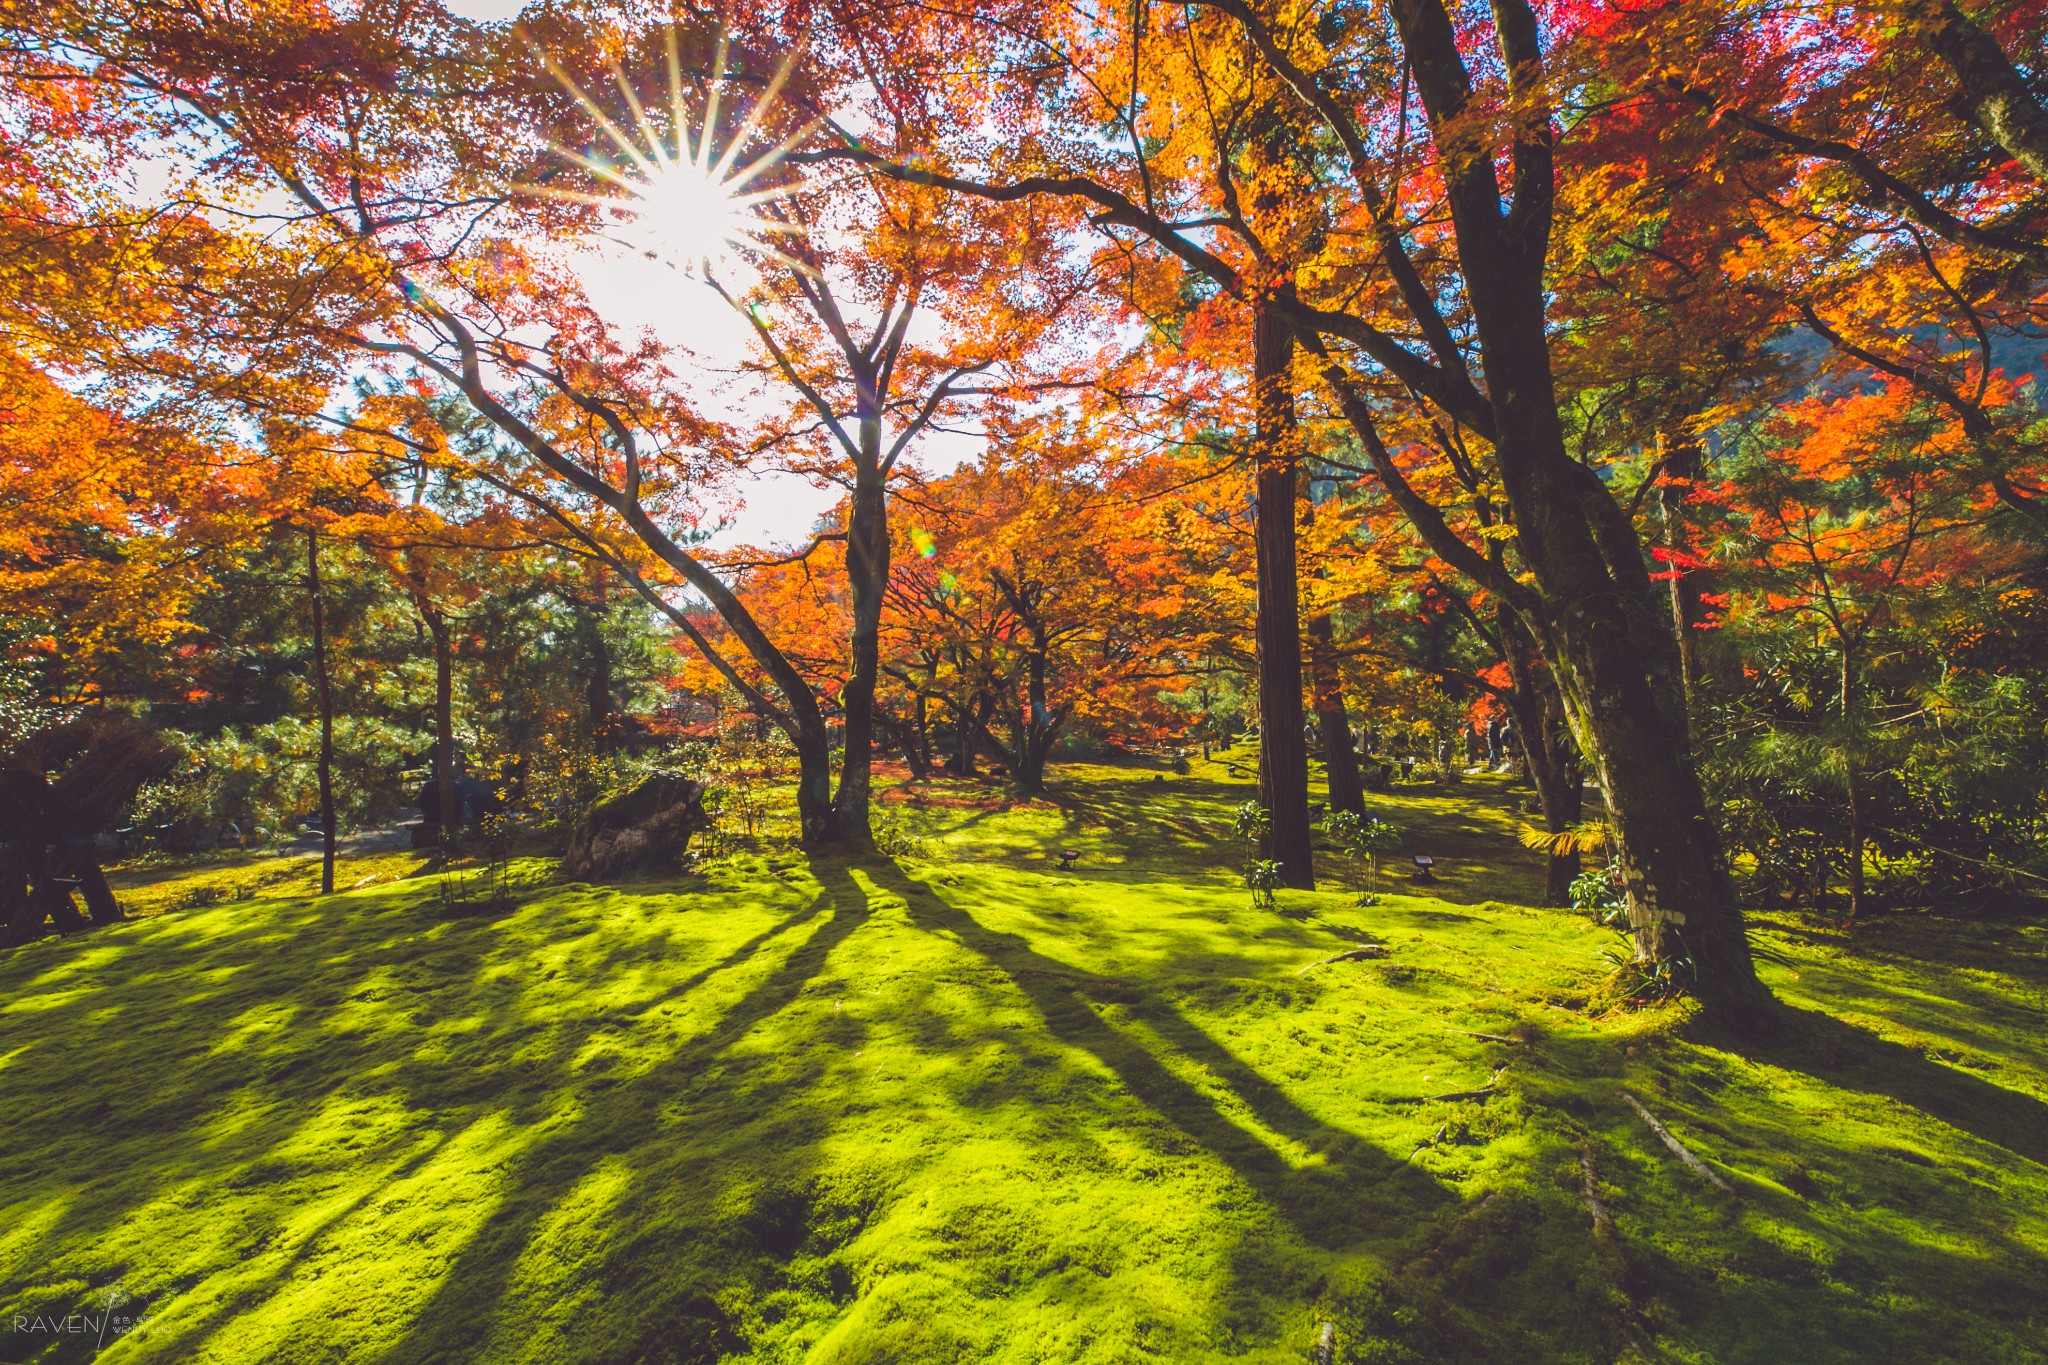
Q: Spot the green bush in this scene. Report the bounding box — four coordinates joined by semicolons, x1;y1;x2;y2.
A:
133;717;425;844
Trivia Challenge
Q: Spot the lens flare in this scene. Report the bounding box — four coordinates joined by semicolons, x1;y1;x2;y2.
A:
533;28;815;277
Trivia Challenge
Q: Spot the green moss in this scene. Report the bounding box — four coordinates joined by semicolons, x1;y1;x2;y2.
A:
1;767;2043;1362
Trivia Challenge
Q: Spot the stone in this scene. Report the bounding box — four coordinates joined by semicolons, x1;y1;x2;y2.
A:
564;772;712;881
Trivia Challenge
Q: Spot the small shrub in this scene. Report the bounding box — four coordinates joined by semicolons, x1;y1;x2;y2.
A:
1243;858;1284;908
872;819;929;860
1323;810;1399;904
1569;867;1695;1003
1568;868;1623;915
1231;801;1270;848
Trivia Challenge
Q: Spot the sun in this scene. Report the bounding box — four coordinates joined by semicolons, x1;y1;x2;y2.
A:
535;29;812;278
613;163;751;267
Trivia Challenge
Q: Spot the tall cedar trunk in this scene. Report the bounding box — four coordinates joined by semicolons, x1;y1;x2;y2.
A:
1252;299;1314;888
1300;469;1364;814
1842;647;1866;923
416;599;457;846
307;526;337;895
1306;612;1364;815
835;452;888;844
428;613;456;839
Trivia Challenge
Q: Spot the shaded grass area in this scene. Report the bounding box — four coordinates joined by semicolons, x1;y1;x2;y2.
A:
0;761;2042;1363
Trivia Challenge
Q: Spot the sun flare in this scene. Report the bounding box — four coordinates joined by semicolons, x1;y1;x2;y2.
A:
611;163;753;268
536;29;811;277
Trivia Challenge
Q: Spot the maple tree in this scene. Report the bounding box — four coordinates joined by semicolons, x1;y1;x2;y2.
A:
885;421;1218;793
3;3;1092;849
8;0;2048;1021
1706;382;1994;920
793;0;1787;1020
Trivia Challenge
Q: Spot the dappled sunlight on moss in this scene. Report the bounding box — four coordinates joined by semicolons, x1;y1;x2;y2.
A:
0;763;2042;1361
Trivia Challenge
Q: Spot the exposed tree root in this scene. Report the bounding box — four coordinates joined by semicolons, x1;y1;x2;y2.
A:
1295;943;1388;974
1624;1091;1733;1192
1579;1146;1615;1239
1388;1064;1509;1104
1446;1027;1522;1044
1405;1122;1449;1163
1399;1189;1503;1274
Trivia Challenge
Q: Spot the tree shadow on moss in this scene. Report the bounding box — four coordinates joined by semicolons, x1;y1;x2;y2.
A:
1750;1004;2048;1168
1520;1004;2048;1362
0;865;879;1365
861;860;1452;1254
363;864;881;1365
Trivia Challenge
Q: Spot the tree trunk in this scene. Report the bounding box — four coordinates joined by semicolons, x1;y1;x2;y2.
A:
910;682;933;777
415;599;458;848
74;858;122;926
992;574;1064;798
1539;525;1765;1019
307;525;337;896
794;728;839;848
1013;639;1060;797
1499;626;1582;906
0;852;37;948
835;468;888;845
1535;680;1583;906
1295;0;1774;1027
35;877;88;934
945;672;980;777
1657;431;1721;702
1306;612;1364;815
1841;646;1866;924
585;616;614;756
1253;298;1314;889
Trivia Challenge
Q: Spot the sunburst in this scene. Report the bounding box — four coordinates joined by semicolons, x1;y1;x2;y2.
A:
533;28;815;278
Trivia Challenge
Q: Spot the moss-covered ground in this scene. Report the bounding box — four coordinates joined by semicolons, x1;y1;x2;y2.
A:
1;760;2044;1363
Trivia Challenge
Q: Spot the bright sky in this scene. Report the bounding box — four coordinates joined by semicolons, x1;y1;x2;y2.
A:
441;0;525;20
569;239;848;551
109;0;977;553
435;0;969;550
